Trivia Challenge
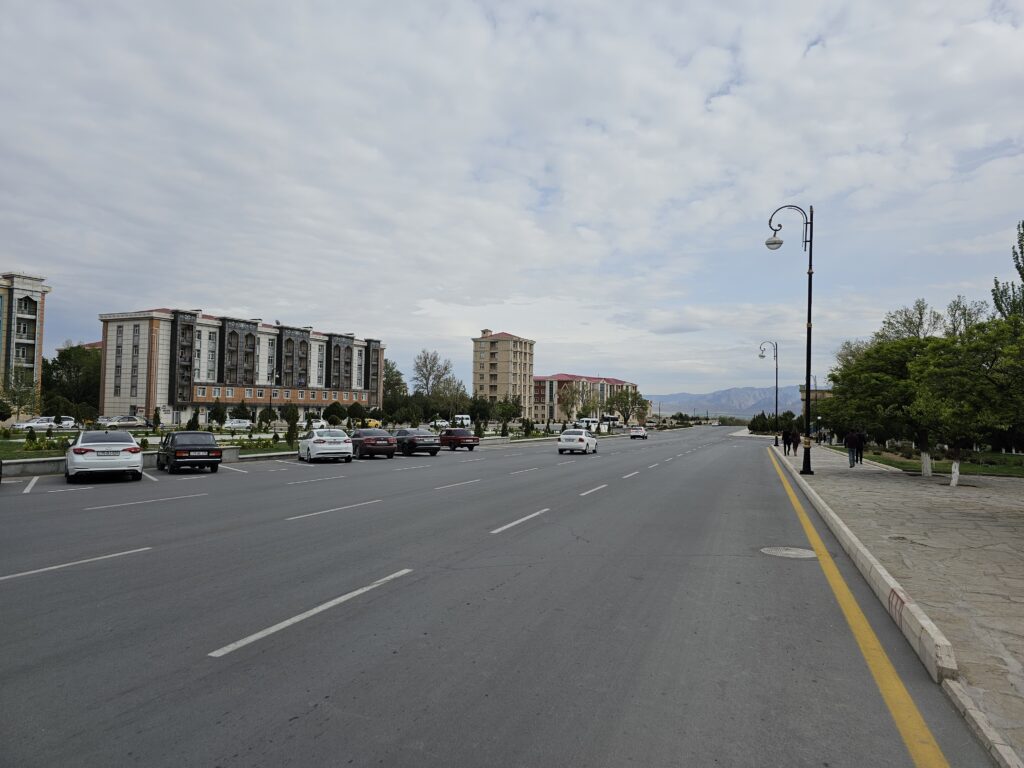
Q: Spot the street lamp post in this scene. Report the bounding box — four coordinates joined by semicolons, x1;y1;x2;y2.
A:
758;341;779;447
765;204;814;475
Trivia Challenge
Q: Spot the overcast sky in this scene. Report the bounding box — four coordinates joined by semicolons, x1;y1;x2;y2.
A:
3;1;1023;395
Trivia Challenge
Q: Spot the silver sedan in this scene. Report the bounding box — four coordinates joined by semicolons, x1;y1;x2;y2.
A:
65;430;144;482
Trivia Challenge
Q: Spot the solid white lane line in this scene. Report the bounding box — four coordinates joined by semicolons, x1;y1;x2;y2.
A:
503;453;523;457
557;460;576;466
434;479;481;490
177;476;207;481
84;493;208;511
267;468;289;472
0;547;152;582
491;508;550;534
142;471;160;481
23;477;38;495
393;464;430;471
47;487;94;493
665;457;674;462
580;484;607;497
219;464;248;473
509;467;538;475
460;458;484;463
287;475;346;486
287;499;382;521
622;472;639;479
648;464;659;469
208;568;413;657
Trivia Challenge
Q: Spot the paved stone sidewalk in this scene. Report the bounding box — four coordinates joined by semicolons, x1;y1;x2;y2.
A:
778;443;1024;761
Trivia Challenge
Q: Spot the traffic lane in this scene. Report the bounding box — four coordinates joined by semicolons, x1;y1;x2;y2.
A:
0;437;738;763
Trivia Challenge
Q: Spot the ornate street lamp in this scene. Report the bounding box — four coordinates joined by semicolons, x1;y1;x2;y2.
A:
759;341;779;447
766;204;814;474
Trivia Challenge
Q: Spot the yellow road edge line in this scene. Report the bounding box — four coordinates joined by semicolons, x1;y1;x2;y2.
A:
767;449;950;768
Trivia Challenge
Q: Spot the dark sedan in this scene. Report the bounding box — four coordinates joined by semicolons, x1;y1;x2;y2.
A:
156;431;223;473
394;428;441;456
350;428;396;459
439;428;479;451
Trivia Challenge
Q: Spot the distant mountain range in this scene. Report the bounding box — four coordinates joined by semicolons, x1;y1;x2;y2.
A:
647;386;804;418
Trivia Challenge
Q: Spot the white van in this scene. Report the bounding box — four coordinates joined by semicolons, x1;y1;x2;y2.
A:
453;414;472;427
577;417;600;431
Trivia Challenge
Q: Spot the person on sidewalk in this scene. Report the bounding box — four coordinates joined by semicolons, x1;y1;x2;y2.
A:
782;428;791;455
855;429;866;464
790;430;801;456
845;429;859;468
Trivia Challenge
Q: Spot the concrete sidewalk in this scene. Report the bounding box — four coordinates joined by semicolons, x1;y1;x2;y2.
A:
777;443;1024;765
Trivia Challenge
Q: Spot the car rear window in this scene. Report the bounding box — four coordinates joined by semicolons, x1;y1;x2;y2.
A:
562;430;583;436
81;431;138;444
409;429;434;436
360;429;389;436
316;430;348;437
175;432;217;445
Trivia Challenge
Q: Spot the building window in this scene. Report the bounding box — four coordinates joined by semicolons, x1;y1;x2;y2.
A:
208;331;216;342
245;388;253;398
272;389;279;398
284;390;290;399
213;387;221;397
332;391;338;400
197;387;207;397
323;391;329;400
114;384;121;396
298;390;304;400
361;392;367;401
343;392;349;401
225;388;234;397
256;389;264;398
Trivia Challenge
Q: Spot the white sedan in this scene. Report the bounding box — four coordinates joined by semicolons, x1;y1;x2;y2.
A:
13;416;56;430
298;428;354;463
557;429;598;455
65;430;144;482
630;426;648;439
223;418;252;430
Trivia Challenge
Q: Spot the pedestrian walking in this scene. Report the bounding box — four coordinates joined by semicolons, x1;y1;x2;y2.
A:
790;430;801;455
781;428;791;455
856;430;866;464
844;429;858;468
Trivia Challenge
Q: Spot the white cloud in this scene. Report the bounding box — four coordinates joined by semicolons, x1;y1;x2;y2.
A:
2;0;1022;395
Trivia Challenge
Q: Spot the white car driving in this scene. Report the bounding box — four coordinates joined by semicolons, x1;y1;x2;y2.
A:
298;428;354;463
630;426;648;439
65;430;144;482
557;429;598;455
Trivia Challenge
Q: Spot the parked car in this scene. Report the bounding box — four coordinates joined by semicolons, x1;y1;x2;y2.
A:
364;418;383;429
630;426;648;440
453;414;472;428
223;418;252;430
439;428;479;451
557;429;598;454
307;418;328;430
112;415;152;429
65;430;143;482
350;428;396;459
393;428;441;456
13;416;56;430
95;416;118;426
429;419;450;429
298;428;353;463
155;431;223;473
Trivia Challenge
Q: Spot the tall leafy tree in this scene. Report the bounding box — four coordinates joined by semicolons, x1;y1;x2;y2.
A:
434;374;468;419
873;299;945;342
411;349;453;396
42;343;101;410
382;359;408;413
945;295;989;338
209;398;228;426
2;369;38;420
992;220;1024;319
556;382;582;421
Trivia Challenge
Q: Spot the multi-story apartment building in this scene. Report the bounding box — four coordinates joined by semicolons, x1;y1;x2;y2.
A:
1;273;51;401
98;308;384;425
471;329;535;417
533;373;640;424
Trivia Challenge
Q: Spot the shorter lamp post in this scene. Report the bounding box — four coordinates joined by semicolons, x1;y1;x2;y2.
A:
758;341;779;446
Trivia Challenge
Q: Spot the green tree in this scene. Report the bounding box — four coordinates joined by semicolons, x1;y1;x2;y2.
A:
280;404;300;446
556;382;582;422
411;349;453;396
2;369;39;420
0;395;12;422
434;374;469;419
992;220;1024;319
41;343;101;411
382;359;408;413
258;406;277;430
230;400;252;420
186;410;200;430
324;401;348;422
348;401;367;426
468;395;493;425
874;299;945;342
209;398;228;427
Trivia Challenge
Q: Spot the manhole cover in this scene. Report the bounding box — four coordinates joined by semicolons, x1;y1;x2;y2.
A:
760;546;817;559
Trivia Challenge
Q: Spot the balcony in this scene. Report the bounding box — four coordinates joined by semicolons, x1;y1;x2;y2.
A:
15;333;36;342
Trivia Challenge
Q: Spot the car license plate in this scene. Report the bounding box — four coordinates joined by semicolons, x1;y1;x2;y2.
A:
189;451;208;456
328;440;340;445
98;450;119;457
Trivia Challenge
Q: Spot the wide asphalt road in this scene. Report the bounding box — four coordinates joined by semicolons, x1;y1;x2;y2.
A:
0;427;991;767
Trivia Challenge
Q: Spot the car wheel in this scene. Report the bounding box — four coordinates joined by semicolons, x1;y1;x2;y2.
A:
132;471;143;481
168;462;178;474
210;464;219;473
387;452;395;459
306;449;313;463
594;443;598;453
156;456;164;470
65;469;75;484
558;449;564;455
297;449;304;462
429;450;438;456
449;445;456;451
345;456;353;463
468;445;475;451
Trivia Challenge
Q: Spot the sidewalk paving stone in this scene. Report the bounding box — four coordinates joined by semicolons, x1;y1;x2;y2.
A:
778;443;1024;761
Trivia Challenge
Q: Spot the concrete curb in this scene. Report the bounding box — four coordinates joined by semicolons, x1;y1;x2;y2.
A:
773;445;958;682
943;680;1024;768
